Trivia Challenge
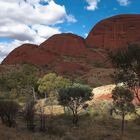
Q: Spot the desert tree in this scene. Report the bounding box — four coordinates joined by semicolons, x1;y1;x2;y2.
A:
109;44;140;104
37;73;71;115
112;86;135;136
58;83;93;124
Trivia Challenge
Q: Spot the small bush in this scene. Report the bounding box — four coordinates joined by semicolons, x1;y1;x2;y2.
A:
0;100;19;127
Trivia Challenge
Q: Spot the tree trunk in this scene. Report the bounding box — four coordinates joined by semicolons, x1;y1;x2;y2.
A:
45;92;47;99
135;92;140;104
32;87;37;101
40;114;46;131
121;113;125;136
40;114;43;130
73;112;78;124
63;106;66;114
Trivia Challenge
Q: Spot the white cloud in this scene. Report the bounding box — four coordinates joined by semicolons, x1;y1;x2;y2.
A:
0;23;36;41
117;0;130;6
0;0;76;63
85;0;100;11
0;23;62;43
0;0;70;42
0;0;49;5
0;1;70;25
32;25;61;39
66;15;77;23
84;33;88;38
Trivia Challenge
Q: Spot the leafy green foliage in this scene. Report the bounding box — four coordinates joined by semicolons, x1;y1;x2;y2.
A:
58;83;92;106
38;73;71;98
58;83;93;124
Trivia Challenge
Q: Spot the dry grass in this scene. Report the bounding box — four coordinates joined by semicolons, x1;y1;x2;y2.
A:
0;110;140;140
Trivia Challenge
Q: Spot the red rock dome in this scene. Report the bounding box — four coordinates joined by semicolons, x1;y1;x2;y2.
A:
40;33;87;57
2;14;140;70
2;44;56;66
86;14;140;49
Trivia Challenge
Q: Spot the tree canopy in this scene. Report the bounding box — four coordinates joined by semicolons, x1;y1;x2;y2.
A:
109;44;140;103
58;83;93;124
37;73;71;98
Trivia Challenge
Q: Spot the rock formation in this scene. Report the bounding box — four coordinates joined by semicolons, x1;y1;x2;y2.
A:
2;14;140;75
86;14;140;49
40;33;87;57
2;44;56;66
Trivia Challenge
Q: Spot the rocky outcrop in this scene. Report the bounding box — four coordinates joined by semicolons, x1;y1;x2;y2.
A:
86;14;140;49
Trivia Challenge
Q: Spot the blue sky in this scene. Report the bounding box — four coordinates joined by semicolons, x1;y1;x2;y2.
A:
0;0;140;62
56;0;140;37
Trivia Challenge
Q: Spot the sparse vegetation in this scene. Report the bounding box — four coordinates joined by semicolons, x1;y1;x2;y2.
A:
0;63;139;140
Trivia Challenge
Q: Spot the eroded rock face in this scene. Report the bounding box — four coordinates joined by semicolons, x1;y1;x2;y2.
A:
86;14;140;49
40;33;87;57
